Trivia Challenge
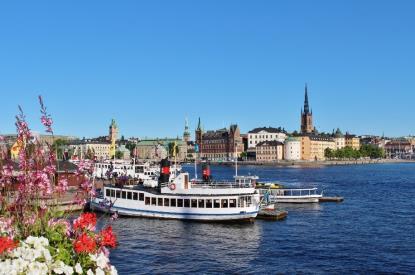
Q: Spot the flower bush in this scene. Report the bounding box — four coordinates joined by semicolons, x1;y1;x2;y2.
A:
0;97;118;274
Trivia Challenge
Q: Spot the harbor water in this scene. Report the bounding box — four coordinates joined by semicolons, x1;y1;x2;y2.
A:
104;163;415;274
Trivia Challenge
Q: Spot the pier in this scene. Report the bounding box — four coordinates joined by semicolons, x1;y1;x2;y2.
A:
319;196;344;203
257;209;288;221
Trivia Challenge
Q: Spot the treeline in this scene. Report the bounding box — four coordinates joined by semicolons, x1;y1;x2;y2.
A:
325;144;385;160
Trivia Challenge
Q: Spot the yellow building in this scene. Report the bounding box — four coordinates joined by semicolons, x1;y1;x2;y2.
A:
301;135;336;161
345;134;360;150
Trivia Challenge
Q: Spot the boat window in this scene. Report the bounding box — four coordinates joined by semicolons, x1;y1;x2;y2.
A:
116;190;121;198
151;197;157;206
238;197;244;207
184;199;190;208
221;199;228;208
106;189;110;197
171;199;176;207
246;196;252;206
177;199;183;207
214;199;220;208
229;199;236;208
127;192;132;200
139;193;144;201
198;199;205;208
111;190;115;197
191;199;197;208
206;199;212;208
122;191;126;199
133;192;138;200
158;198;163;206
164;198;170;207
145;197;150;205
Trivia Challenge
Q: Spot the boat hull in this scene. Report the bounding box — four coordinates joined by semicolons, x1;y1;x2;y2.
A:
91;201;258;221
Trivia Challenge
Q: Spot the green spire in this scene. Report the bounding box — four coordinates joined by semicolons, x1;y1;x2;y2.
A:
197;117;202;131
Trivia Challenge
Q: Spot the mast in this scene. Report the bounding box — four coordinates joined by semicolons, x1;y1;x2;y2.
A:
235;140;238;177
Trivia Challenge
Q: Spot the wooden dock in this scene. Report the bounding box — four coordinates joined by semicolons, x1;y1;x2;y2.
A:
256;209;288;221
319;196;344;203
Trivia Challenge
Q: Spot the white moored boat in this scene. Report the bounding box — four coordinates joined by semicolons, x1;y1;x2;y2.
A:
91;160;261;221
259;187;322;203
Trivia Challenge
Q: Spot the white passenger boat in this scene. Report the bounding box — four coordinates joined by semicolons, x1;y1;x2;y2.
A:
91;160;261;221
259;187;322;203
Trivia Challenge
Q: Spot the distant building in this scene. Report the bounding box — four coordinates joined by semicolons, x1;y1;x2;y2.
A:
108;119;118;158
69;139;111;160
384;139;415;158
195;118;244;161
247;127;287;148
256;141;284;162
135;138;187;161
301;84;314;134
183;118;191;143
333;128;346;150
345;133;360;150
301;135;335;161
284;137;301;161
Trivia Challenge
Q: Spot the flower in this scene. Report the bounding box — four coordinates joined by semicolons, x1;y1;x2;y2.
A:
73;233;97;254
74;262;83;274
73;212;97;231
100;226;117;248
0;236;18;255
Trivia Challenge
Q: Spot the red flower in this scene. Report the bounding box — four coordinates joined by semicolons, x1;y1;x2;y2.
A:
100;226;117;248
0;236;18;255
73;233;97;254
73;212;97;231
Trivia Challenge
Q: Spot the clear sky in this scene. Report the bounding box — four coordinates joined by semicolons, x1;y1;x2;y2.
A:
0;0;414;139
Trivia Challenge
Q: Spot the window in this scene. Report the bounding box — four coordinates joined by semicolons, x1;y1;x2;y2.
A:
177;199;183;207
106;189;110;197
127;192;132;200
133;192;138;200
184;199;190;207
145;197;150;205
111;190;115;197
171;199;176;207
158;198;163;206
191;199;197;208
238;197;244;207
198;199;205;208
122;191;126;199
221;199;228;208
151;197;157;206
164;198;170;207
214;199;220;208
116;190;121;198
246;196;252;206
206;199;212;208
229;199;236;208
139;193;144;201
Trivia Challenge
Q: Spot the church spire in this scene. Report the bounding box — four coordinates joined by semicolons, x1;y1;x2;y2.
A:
304;84;310;114
196;117;202;131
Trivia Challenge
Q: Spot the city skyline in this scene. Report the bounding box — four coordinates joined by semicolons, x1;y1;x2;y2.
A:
0;1;414;137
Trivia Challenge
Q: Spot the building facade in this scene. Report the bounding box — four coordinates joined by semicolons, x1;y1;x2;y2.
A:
135;138;187;161
247;127;287;148
195;119;244;161
256;141;284;162
301;85;314;134
333;129;346;150
345;134;360;150
284;137;301;160
69;140;111;160
301;135;335;161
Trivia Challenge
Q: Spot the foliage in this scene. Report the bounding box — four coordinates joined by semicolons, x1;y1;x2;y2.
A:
326;144;385;160
168;142;180;158
115;150;124;159
0;96;118;274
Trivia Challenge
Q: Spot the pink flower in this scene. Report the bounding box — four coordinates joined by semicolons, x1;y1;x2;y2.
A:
56;178;69;194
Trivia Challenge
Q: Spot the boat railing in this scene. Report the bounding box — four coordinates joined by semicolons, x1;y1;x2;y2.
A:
191;181;254;189
260;188;321;197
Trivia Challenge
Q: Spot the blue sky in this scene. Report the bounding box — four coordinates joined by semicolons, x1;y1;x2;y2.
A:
0;1;414;138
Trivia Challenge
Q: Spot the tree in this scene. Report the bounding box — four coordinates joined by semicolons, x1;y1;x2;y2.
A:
86;147;95;160
115;150;124;159
125;141;136;157
52;139;68;160
168;142;180;159
324;148;334;159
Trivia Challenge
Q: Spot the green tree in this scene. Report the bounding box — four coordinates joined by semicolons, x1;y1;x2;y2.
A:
126;141;136;157
52;139;68;160
115;150;124;159
168;142;180;159
324;148;334;159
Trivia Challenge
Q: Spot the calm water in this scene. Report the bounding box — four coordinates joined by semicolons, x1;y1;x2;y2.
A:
105;163;415;274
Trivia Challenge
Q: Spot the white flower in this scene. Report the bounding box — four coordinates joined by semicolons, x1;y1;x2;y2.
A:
109;265;118;275
53;260;66;274
27;261;48;275
96;253;109;269
96;268;105;275
63;265;74;275
75;263;83;274
87;269;94;275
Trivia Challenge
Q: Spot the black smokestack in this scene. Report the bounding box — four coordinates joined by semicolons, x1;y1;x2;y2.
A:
202;163;211;182
158;158;170;184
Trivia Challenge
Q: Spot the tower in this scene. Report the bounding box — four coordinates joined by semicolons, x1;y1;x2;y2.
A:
301;84;314;134
183;118;191;143
195;117;203;147
109;119;118;158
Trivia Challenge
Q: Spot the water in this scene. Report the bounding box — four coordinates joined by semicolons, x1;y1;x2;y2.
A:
106;163;415;274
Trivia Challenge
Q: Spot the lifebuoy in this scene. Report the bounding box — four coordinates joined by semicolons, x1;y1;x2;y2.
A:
169;183;176;191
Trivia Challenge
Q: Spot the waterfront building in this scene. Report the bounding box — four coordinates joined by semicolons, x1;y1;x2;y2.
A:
183;118;191;143
301;135;335;161
69;139;111;160
117;144;131;160
301;84;315;134
284;137;301;161
109;119;118;158
255;141;284;162
384;139;415;158
247;127;287;148
345;133;361;150
135;138;187;161
195;118;244;161
333;128;346;150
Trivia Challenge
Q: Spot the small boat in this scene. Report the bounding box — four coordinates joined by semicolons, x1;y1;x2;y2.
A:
259;187;322;203
91;160;261;221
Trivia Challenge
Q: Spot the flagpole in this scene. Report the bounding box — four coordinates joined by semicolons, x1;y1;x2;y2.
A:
195;149;198;179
